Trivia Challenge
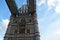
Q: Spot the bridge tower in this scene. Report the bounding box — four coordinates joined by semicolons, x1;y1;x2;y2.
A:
4;0;40;40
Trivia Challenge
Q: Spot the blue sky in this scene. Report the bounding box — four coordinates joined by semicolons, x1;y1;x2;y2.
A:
0;0;60;40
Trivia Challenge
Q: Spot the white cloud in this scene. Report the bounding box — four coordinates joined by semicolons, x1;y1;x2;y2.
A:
37;0;60;13
45;19;60;40
2;19;9;28
55;6;60;13
0;38;3;40
49;19;60;29
37;0;60;40
55;30;60;34
55;0;60;13
37;0;46;6
47;0;56;8
0;19;9;33
39;11;60;40
0;19;9;40
47;0;60;13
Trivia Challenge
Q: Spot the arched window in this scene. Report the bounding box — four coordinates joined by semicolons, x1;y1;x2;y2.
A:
30;37;35;40
20;18;26;27
8;37;13;40
14;30;18;34
19;29;25;34
27;29;30;33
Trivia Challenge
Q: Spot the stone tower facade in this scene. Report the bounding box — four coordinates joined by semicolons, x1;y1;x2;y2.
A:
4;0;40;40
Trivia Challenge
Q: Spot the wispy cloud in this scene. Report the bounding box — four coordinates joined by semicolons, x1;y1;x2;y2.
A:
37;0;46;6
0;37;3;40
37;0;60;40
0;19;9;40
2;19;9;28
40;13;60;40
46;14;60;40
0;19;9;34
37;0;60;13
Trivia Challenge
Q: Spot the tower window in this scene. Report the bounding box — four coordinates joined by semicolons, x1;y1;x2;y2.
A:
14;30;18;34
19;29;25;34
30;37;35;40
8;37;13;40
20;18;26;27
27;29;30;33
29;20;31;22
